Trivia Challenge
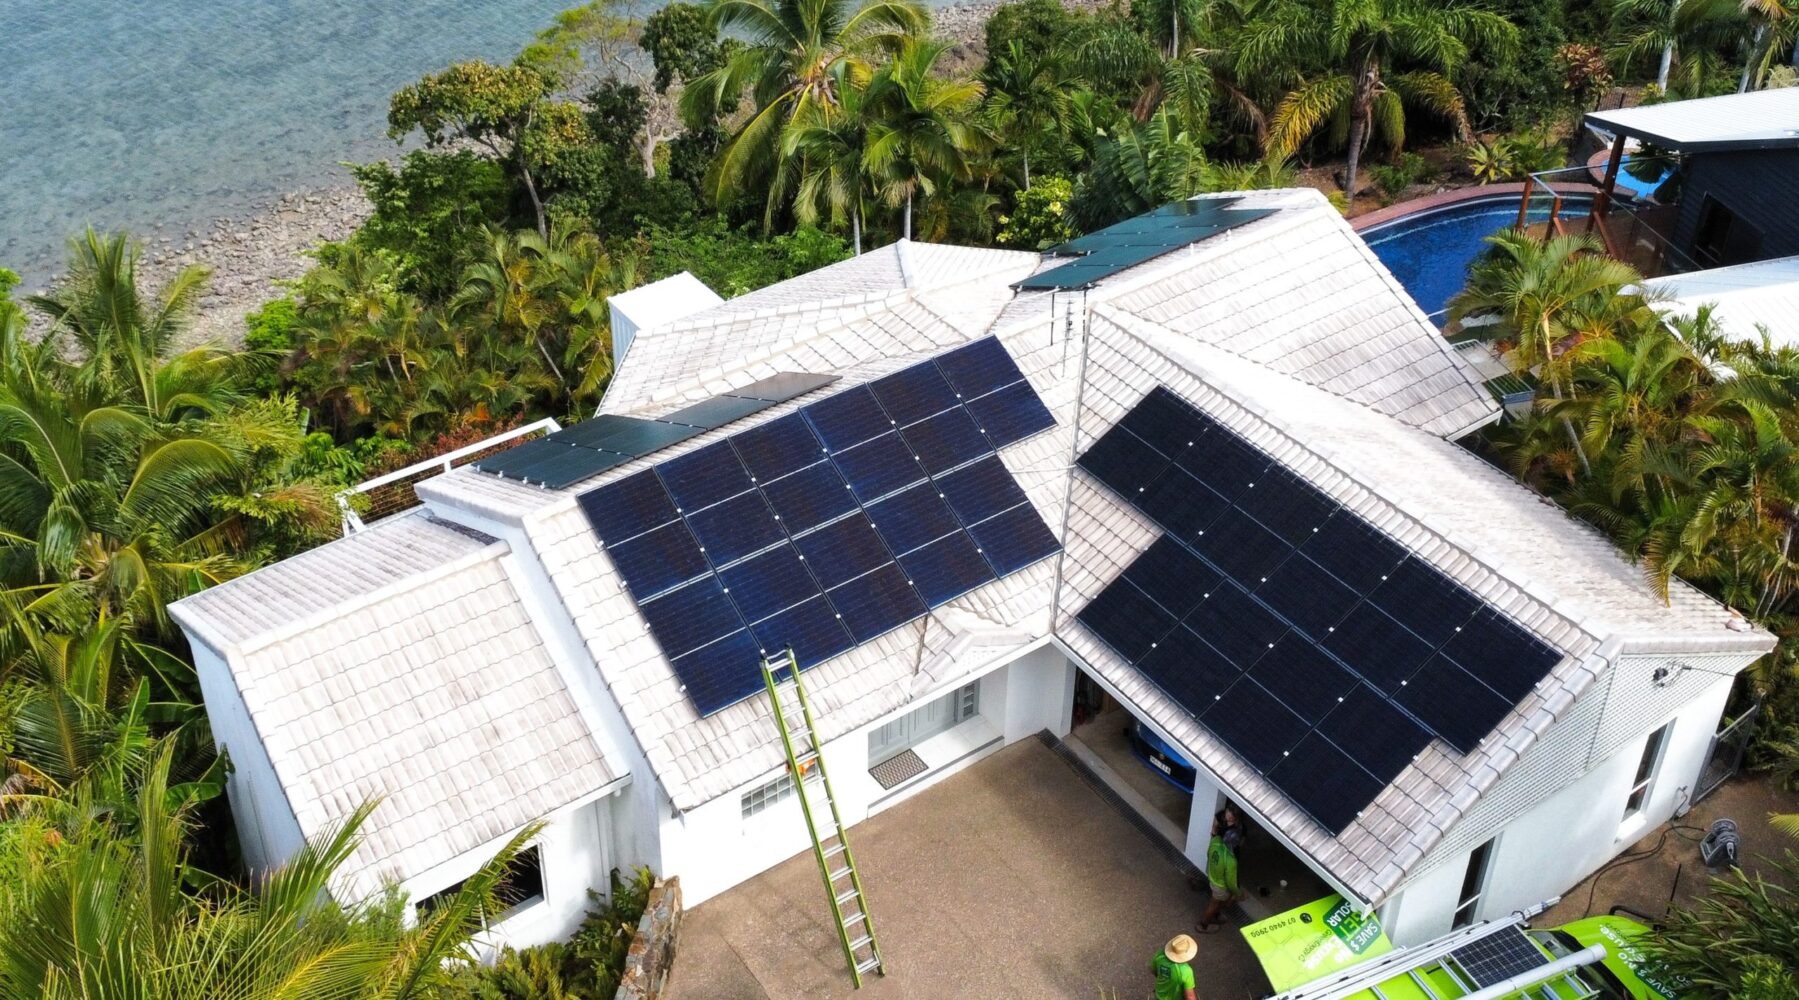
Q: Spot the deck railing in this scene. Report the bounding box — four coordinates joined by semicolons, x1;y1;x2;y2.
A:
334;417;562;534
1518;165;1696;278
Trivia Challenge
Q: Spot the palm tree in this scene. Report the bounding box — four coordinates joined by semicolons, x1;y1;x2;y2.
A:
786;66;878;253
0;742;542;999
1610;0;1743;90
679;0;928;224
28;231;253;426
1250;0;1516;207
1738;0;1799;90
1449;231;1651;475
864;39;989;240
982;41;1079;190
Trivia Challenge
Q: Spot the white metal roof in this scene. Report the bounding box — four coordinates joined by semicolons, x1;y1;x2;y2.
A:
1645;255;1799;345
171;511;618;900
1585;88;1799;152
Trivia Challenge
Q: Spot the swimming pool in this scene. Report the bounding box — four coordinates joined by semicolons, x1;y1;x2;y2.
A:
1362;194;1594;325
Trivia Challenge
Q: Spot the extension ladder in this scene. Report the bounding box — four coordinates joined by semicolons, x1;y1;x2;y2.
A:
761;649;887;987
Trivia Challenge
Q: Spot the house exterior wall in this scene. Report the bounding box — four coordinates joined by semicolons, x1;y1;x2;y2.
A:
402;795;619;953
1671;150;1799;265
655;645;1078;906
1376;671;1736;945
189;638;307;876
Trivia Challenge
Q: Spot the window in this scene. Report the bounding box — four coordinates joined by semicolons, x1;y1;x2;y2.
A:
1452;839;1495;929
1692;195;1763;267
1624;723;1672;818
741;772;796;819
416;845;546;924
867;682;980;765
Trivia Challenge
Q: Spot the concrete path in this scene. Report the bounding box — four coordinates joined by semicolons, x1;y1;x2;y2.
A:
666;739;1274;1000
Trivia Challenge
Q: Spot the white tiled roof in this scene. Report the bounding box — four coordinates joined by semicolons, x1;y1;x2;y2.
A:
1055;308;1770;901
185;191;1771;908
1079;190;1497;437
600;241;1040;413
172;512;615;900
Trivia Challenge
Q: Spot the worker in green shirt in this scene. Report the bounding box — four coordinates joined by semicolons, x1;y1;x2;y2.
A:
1150;933;1198;1000
1197;817;1240;932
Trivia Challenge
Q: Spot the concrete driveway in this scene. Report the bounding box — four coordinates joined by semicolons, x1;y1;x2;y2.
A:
665;738;1273;1000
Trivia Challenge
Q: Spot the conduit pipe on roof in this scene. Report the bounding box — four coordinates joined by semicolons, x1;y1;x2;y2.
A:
1459;945;1607;1000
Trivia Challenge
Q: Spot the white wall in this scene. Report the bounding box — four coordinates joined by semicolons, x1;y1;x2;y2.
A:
403;795;620;953
1379;672;1736;945
661;646;1078;906
188;637;307;876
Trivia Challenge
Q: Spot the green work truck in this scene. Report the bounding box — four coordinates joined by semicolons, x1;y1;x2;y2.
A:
1244;896;1691;1000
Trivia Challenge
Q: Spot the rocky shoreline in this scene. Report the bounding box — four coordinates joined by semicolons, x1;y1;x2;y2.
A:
95;0;1073;349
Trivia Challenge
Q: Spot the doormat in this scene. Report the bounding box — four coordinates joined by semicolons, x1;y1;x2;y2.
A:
869;749;928;790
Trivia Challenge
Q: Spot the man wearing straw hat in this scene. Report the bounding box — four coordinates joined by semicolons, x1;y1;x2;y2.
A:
1149;933;1199;1000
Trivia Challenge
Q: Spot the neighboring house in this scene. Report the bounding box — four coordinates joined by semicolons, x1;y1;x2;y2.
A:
171;189;1773;955
1644;254;1799;347
1585;88;1799;270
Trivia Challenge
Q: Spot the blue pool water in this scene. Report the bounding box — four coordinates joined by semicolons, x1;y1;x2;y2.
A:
1611;155;1675;200
1363;196;1594;325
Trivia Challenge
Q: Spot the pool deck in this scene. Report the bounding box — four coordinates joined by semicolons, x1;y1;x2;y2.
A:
1352;181;1596;232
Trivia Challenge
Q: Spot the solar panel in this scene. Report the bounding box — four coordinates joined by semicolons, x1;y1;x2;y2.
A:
581;471;677;544
966;381;1056;448
1450;927;1552;988
579;338;1059;716
686;491;784;565
657;441;752;512
733;413;825;482
660;394;771;429
1018;199;1278;290
967;502;1059;576
833;432;928;503
477;373;841;490
748;596;854;668
718;544;819;624
870;363;959;426
759;461;856;534
901;408;989;475
937;456;1029;525
829;564;928;643
935;337;1027;399
606;522;710;599
1073;385;1566;832
897;532;993;606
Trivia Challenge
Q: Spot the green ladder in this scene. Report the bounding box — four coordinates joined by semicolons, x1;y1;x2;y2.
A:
761;649;887;988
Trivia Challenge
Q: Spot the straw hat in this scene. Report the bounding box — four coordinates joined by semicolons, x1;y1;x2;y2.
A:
1165;934;1198;964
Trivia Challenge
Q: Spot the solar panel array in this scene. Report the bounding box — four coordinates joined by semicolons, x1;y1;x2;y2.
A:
1074;387;1562;832
475;373;840;488
1014;198;1279;291
1449;927;1552;987
581;338;1060;716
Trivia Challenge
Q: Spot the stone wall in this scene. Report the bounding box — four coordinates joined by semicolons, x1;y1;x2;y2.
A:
616;876;683;1000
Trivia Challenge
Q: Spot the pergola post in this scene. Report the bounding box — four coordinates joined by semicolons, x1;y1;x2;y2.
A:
1587;132;1627;236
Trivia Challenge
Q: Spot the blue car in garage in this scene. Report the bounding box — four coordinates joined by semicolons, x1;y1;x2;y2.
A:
1128;720;1197;793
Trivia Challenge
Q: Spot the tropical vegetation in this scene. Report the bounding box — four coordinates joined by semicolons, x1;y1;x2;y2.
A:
7;0;1799;991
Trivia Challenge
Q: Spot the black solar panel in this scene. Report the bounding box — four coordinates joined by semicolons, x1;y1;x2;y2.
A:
966;381;1056;448
579;338;1059;716
657;441;752;513
1073;386;1566;832
731;372;840;402
1450;927;1552;988
661;394;770;429
758;461;857;534
967;503;1059;576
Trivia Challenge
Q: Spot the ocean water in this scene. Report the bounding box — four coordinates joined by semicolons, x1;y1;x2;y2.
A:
1;0;573;287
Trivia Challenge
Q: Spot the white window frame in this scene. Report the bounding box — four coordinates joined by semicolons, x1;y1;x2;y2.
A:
741;772;796;820
1451;838;1495;929
1623;722;1672;820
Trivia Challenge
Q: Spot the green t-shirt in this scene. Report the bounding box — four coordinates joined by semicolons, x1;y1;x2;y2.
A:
1207;835;1238;895
1150;953;1195;1000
